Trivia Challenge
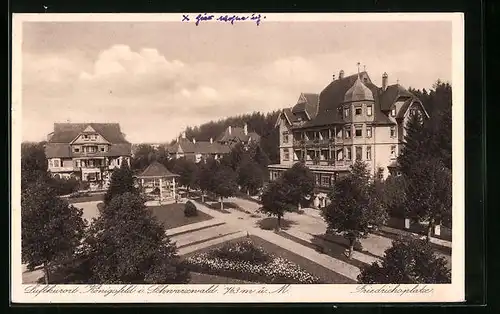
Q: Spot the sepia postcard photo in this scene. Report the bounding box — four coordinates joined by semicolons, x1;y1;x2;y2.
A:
11;13;464;303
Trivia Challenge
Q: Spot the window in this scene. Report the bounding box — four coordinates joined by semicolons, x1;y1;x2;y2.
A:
391;108;396;117
85;146;97;153
100;146;106;152
355;107;362;116
345;147;352;160
355;125;363;137
377;167;384;180
284;149;290;161
73;146;80;153
315;174;320;186
117;158;121;166
366;126;372;138
366;146;372;160
83;135;89;141
344;107;350;118
321;175;331;187
337;128;343;138
390;145;396;158
91;134;98;141
87;173;97;181
336;149;343;161
283;132;289;143
366;105;373;116
75;160;81;168
355;146;363;160
390;126;397;138
52;159;61;168
345;126;351;138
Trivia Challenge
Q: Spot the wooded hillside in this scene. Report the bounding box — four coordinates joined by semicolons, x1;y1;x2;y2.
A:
176;111;281;164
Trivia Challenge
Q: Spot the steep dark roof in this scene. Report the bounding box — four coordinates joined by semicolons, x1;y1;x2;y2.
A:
137;161;179;178
290;71;415;129
45;123;131;158
379;84;414;111
45;143;71;158
291;93;319;120
216;127;261;144
48;123;129;144
169;138;231;154
282;108;299;124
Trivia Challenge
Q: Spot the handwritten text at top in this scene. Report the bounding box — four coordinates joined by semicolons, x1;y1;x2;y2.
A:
182;14;267;26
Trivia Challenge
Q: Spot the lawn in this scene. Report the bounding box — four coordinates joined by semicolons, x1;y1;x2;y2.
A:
182;235;355;284
67;193;105;204
148;203;214;230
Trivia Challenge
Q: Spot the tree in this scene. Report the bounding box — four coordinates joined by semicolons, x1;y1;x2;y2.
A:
131;144;156;171
104;162;137;206
237;157;264;195
21;178;86;283
382;174;409;219
197;157;217;203
403;158;452;241
322;161;387;259
21;141;48;189
358;236;450;284
85;192;189;283
282;162;315;209
398;112;427;176
173;158;199;197
260;179;295;229
209;163;238;210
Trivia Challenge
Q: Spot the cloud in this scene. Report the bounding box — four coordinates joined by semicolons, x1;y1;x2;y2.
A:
21;44;451;143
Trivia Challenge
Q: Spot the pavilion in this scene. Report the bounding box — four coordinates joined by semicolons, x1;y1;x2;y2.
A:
136;161;180;202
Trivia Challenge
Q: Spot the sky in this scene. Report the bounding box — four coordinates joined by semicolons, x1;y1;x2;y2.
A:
20;20;452;143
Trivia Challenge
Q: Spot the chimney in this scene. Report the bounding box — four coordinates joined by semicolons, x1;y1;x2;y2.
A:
382;72;388;91
210;137;213;144
332;74;336;81
228;126;232;135
192;138;196;144
338;70;345;79
244;123;248;135
182;131;186;139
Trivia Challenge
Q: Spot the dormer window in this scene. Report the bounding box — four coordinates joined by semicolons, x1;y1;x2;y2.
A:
391;108;396;117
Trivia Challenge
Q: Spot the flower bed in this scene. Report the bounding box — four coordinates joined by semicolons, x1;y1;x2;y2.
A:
183;239;322;284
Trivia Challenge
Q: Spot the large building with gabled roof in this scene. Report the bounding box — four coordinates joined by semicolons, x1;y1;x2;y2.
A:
269;68;429;207
168;123;261;163
45;123;132;190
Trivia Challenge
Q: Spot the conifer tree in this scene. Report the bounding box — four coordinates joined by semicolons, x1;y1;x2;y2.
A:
104;161;137;205
397;112;427;176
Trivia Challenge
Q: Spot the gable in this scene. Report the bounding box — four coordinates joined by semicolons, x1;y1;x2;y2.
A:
71;133;110;144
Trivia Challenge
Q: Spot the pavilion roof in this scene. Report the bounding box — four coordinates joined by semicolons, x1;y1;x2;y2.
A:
136;161;179;178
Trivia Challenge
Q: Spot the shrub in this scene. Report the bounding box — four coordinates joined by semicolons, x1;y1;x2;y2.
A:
49;177;80;196
212;239;271;264
184;239;321;284
184;201;198;217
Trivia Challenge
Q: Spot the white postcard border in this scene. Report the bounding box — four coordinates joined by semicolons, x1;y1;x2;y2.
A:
11;12;465;303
